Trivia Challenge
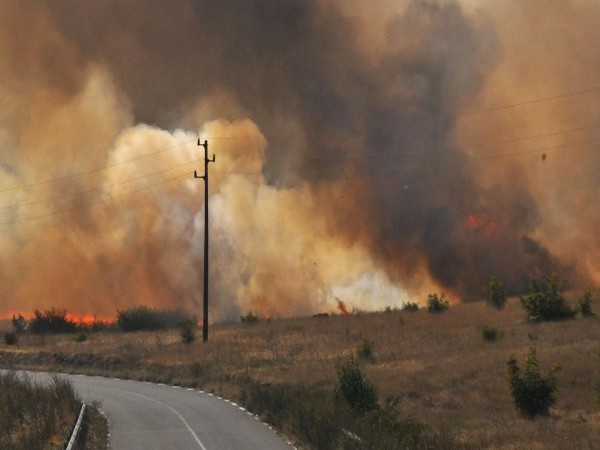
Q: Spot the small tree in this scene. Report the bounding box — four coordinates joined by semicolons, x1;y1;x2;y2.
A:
178;319;197;344
427;293;449;313
29;309;78;334
241;311;259;324
335;357;378;413
488;276;507;309
356;339;375;362
401;301;419;312
11;314;27;333
577;290;594;317
507;346;560;417
481;324;502;342
520;274;575;321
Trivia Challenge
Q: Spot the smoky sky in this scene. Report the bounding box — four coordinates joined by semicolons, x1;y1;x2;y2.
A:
0;0;598;317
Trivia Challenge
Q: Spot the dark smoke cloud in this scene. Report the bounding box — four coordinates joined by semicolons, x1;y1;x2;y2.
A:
0;0;597;318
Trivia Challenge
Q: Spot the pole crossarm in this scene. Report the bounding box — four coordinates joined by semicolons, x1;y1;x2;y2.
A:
194;138;215;342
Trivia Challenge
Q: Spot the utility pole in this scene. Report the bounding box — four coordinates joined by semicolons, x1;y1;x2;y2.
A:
194;139;215;342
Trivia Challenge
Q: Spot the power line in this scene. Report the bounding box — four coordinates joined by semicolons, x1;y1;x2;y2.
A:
3;125;596;214
468;136;599;161
0;170;190;227
461;85;600;116
0;138;196;194
0;158;199;211
461;123;600;148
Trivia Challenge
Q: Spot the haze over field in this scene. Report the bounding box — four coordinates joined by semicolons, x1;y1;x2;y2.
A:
0;0;598;320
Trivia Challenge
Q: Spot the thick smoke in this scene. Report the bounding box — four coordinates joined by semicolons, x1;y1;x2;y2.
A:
0;1;598;319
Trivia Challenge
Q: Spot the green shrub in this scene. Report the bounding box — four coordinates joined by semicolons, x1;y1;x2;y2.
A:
353;397;425;449
401;301;419;312
241;382;342;449
488;275;507;309
481;325;502;342
427;293;449;313
577;290;594;317
356;339;374;362
117;306;194;332
507;346;560;417
241;311;259;324
335;357;378;413
240;363;427;449
29;309;79;334
178;319;197;344
75;332;88;343
4;332;17;345
520;274;575;321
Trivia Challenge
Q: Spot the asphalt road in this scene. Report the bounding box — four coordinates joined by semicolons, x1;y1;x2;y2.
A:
28;372;294;450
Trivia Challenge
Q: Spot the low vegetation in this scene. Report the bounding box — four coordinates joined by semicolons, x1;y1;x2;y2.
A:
178;319;198;344
519;274;576;321
488;275;507;309
401;301;419;312
1;291;599;448
116;306;195;332
480;324;502;342
0;372;79;449
4;331;17;345
577;289;595;317
241;311;259;324
29;309;79;335
426;293;449;313
355;338;374;362
335;356;379;413
507;346;560;418
241;358;439;449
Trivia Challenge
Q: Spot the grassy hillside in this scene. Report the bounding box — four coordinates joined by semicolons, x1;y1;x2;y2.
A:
1;298;599;448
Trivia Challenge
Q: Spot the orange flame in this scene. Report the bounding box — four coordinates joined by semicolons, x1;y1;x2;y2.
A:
466;213;497;237
0;311;116;326
336;297;352;316
256;295;268;315
65;313;116;326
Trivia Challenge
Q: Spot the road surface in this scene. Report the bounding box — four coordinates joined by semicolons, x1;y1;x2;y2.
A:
28;372;294;450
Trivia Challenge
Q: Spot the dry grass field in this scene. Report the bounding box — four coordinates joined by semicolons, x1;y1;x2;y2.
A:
1;298;600;449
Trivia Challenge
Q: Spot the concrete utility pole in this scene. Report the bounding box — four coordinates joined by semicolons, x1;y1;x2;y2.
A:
194;139;215;342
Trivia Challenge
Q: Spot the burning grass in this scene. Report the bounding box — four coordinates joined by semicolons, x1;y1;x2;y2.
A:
1;298;600;448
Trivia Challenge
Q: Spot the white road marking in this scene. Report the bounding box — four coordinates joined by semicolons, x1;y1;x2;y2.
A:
126;390;208;450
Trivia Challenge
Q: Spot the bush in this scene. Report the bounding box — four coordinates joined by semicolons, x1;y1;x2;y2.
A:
427;293;449;313
241;311;259;324
178;319;197;344
577;290;594;317
481;325;502;342
241;382;342;449
75;332;88;342
520;274;575;321
507;346;560;417
4;332;17;345
29;309;79;334
240;362;428;449
488;275;507;309
401;301;419;312
353;397;425;449
356;339;374;362
117;307;194;332
335;357;379;413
